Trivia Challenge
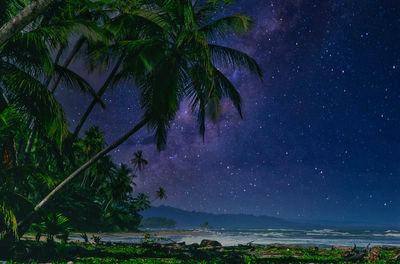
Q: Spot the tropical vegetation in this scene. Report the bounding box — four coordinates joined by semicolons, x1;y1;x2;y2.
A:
140;217;177;228
0;0;261;259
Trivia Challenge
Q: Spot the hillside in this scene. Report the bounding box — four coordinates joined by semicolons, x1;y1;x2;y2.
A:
140;206;316;229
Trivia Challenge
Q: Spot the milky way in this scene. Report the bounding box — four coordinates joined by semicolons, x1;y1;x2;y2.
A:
56;0;400;224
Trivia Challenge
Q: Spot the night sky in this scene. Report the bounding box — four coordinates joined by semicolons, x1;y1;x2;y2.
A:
57;0;400;225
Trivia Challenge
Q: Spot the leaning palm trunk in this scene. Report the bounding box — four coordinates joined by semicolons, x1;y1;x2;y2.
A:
72;56;124;138
49;37;86;93
0;0;57;45
24;37;87;162
16;118;148;234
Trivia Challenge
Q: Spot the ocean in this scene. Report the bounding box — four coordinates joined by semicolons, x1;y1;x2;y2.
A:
73;228;400;248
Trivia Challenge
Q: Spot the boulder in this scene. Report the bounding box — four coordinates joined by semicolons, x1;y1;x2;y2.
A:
200;239;222;247
187;243;199;249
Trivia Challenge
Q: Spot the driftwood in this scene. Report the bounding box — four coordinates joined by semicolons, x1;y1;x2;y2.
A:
340;243;379;262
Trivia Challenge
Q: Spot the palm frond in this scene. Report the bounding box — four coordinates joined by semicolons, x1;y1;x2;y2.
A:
199;14;253;40
54;65;106;109
138;56;181;149
1;62;68;147
208;44;262;78
212;66;242;117
0;201;18;239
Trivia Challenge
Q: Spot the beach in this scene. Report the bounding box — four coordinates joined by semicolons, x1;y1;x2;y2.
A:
63;228;400;248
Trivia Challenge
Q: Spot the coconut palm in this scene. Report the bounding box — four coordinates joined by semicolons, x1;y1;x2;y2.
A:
21;0;110;158
104;163;135;212
133;193;151;211
131;150;148;171
71;0;168;138
22;0;262;233
0;0;112;238
152;187;167;202
1;0;108;155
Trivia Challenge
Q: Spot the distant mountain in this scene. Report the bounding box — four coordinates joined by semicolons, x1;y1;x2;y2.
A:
140;206;317;229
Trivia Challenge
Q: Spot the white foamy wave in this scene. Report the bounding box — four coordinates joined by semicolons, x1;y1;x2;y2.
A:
259;232;286;237
71;228;400;248
384;233;400;238
305;229;351;236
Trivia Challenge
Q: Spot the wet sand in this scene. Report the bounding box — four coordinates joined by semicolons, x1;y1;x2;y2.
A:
22;230;212;243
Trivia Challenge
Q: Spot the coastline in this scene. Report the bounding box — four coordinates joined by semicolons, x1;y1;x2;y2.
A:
8;237;400;263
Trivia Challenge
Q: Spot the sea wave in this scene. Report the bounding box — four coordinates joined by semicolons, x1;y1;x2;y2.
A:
70;228;400;248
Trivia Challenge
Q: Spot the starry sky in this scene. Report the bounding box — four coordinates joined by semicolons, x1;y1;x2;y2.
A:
57;0;400;225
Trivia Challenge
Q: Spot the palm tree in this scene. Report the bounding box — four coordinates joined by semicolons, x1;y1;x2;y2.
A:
152;187;167;202
71;0;167;138
21;0;262;232
22;0;110;158
1;0;108;156
79;127;106;186
133;193;150;211
104;164;134;212
131;150;148;171
0;0;111;237
0;0;57;45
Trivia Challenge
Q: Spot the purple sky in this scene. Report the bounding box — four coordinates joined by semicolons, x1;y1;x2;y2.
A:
56;0;400;224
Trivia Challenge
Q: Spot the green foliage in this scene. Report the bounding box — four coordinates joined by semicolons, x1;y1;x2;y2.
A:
0;200;18;239
3;240;399;263
131;150;148;171
32;212;72;242
91;234;102;244
199;221;213;229
0;0;260;251
140;217;176;228
80;232;89;243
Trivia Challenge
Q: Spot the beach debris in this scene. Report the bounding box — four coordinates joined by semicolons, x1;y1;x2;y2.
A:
373;245;400;250
80;233;88;243
390;252;400;261
367;248;380;262
265;243;318;251
331;245;353;252
339;243;381;262
90;235;101;245
164;242;186;249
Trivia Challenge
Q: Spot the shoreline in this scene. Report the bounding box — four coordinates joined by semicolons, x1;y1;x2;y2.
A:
22;230;400;249
10;238;400;263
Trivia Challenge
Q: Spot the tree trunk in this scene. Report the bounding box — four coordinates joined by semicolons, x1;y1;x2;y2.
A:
16;118;148;233
40;119;147;209
104;197;113;212
23;42;68;160
72;56;124;138
81;169;89;187
24;122;37;154
44;43;66;88
0;0;57;45
49;36;86;93
90;174;97;187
